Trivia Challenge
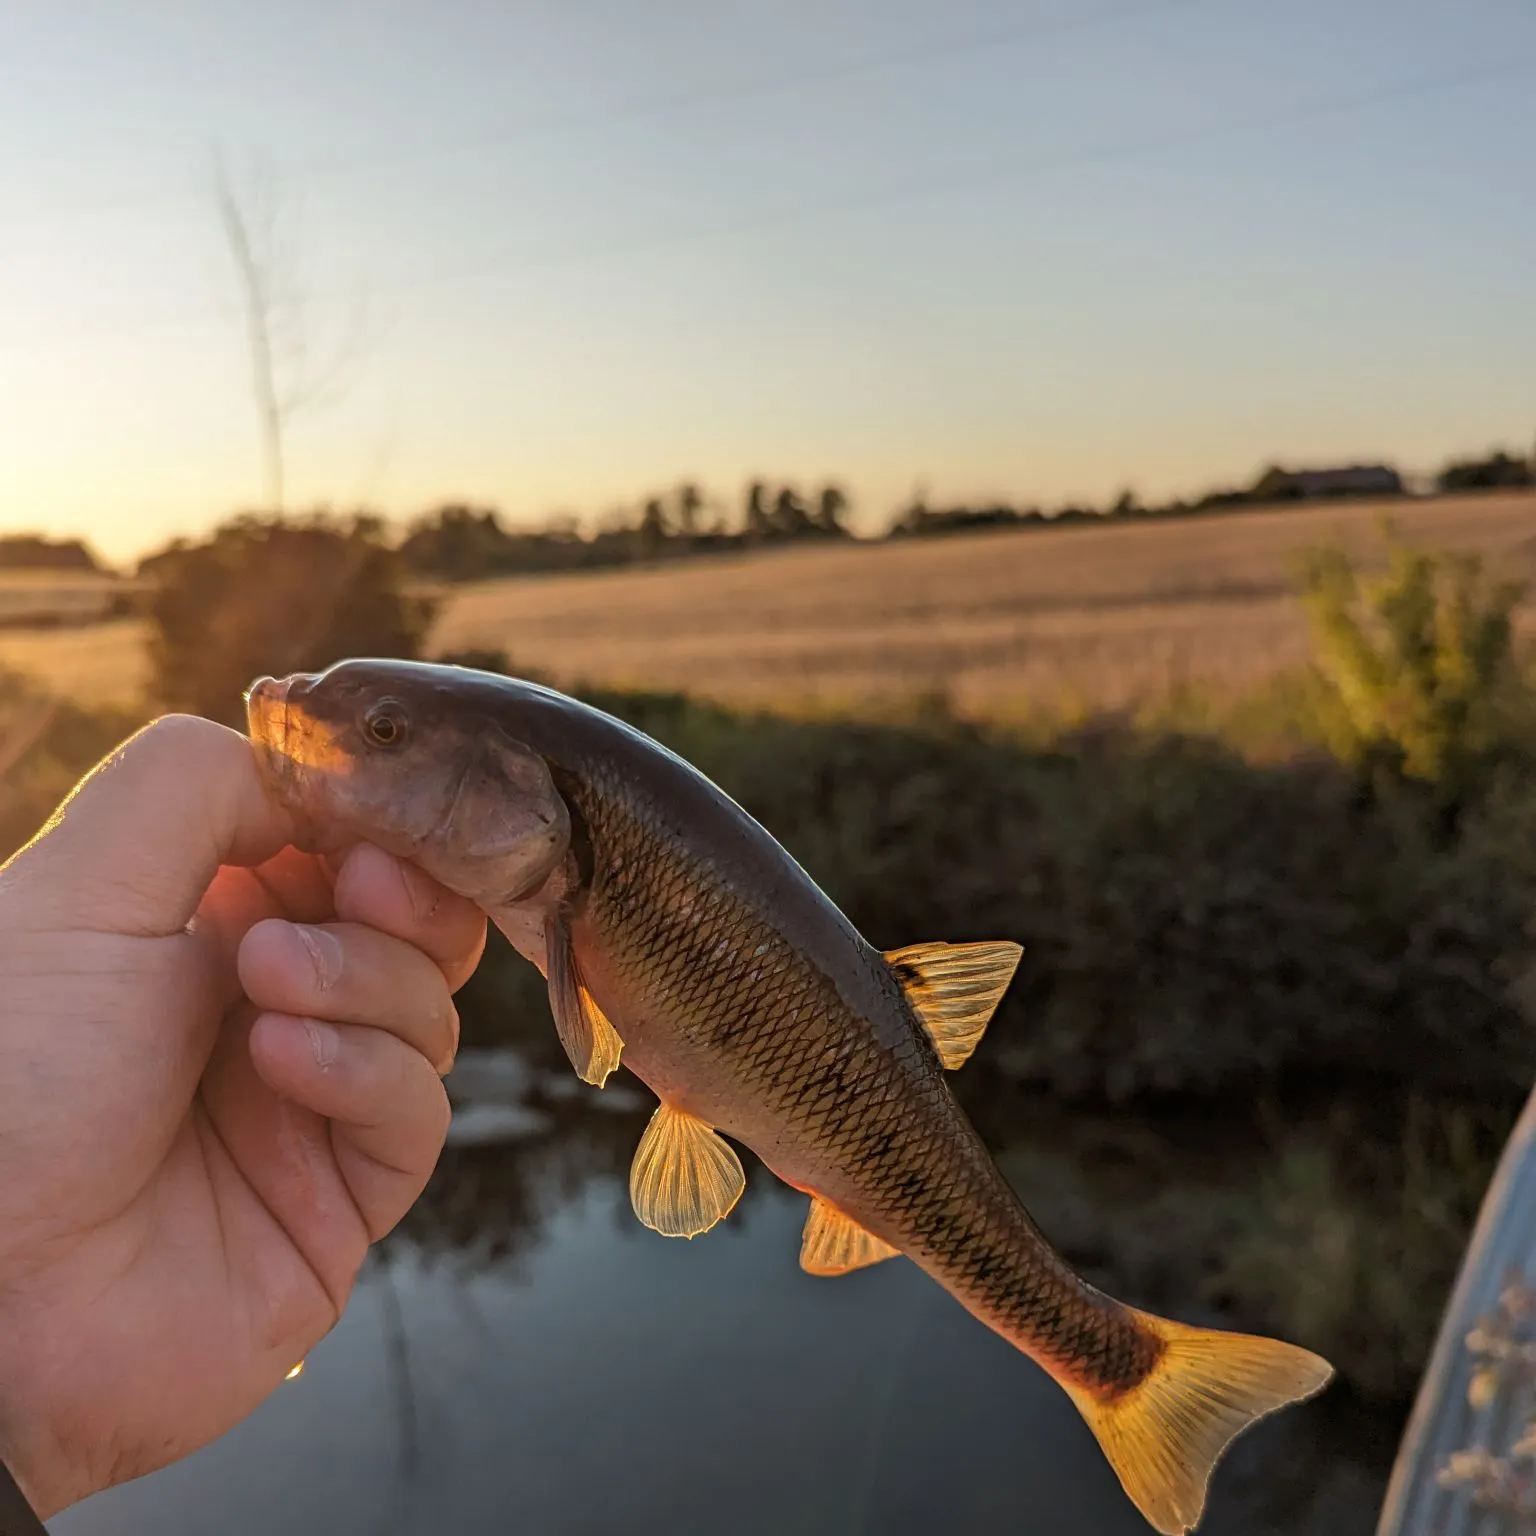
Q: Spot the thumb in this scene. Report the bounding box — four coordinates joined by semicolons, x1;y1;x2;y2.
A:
1;715;297;936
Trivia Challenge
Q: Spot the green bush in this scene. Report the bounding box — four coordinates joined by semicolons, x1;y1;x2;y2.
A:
1296;529;1528;809
143;512;435;726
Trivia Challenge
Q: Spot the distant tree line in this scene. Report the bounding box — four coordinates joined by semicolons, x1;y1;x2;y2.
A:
15;439;1531;587
892;448;1533;541
1437;449;1534;493
0;535;103;572
389;442;1533;579
396;478;852;581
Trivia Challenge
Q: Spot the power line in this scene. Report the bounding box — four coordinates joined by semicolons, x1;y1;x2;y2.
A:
0;0;1212;229
6;49;1532;354
379;52;1536;295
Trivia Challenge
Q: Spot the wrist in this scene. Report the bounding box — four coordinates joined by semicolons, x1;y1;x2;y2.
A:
0;1411;66;1523
0;1379;75;1522
0;1303;91;1521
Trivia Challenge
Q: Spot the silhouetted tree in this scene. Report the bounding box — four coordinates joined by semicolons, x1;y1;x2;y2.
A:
638;497;667;558
145;512;434;725
772;487;811;537
1437;450;1534;494
816;484;850;535
0;536;102;572
399;504;512;581
675;482;704;537
889;493;930;537
745;480;771;540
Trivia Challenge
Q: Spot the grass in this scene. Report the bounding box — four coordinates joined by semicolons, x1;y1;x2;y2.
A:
0;569;138;624
434;491;1536;715
0;619;149;705
3;491;1534;713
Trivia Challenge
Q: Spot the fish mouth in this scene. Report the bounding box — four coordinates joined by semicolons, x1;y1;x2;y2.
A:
242;672;364;858
244;674;296;790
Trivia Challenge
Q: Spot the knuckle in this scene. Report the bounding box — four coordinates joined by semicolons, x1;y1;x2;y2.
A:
130;713;235;767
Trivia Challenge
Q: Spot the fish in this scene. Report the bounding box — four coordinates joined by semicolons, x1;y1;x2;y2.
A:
244;657;1333;1535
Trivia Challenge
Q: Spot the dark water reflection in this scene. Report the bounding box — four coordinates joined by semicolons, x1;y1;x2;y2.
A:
54;1048;1388;1536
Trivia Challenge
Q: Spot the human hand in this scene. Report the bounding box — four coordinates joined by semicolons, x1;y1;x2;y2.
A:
0;714;487;1517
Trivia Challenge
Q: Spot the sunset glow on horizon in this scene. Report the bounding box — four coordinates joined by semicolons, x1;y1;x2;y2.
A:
2;0;1533;566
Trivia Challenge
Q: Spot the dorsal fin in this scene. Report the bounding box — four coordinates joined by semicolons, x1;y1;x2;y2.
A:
883;940;1023;1069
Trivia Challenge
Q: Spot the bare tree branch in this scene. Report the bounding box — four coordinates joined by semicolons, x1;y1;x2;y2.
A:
214;154;285;512
212;149;375;515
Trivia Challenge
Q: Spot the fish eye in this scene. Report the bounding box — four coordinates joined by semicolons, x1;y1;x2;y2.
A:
363;700;410;749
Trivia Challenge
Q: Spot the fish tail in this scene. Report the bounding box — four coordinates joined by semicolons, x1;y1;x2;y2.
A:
1060;1308;1333;1535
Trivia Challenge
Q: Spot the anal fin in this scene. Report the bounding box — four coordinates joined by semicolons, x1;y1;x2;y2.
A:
883;939;1023;1069
546;914;624;1087
629;1102;745;1239
800;1196;899;1275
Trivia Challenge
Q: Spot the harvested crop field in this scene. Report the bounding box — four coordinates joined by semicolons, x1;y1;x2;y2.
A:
4;491;1536;713
433;491;1536;713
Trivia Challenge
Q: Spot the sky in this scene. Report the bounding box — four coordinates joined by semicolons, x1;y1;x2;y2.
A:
1;0;1533;566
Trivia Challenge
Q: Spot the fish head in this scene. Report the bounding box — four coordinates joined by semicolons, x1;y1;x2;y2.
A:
245;658;571;907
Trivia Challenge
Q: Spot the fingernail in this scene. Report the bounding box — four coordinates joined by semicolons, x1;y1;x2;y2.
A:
293;924;343;992
397;859;443;921
305;1018;340;1070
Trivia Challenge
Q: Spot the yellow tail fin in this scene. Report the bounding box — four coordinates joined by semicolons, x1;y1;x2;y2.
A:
1062;1310;1333;1535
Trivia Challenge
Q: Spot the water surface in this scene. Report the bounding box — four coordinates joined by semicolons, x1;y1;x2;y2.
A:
53;1049;1383;1536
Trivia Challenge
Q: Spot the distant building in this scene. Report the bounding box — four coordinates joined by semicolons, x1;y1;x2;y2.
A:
1251;464;1405;502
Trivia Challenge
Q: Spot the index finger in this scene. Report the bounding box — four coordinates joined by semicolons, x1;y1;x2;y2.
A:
330;842;488;992
0;715;297;937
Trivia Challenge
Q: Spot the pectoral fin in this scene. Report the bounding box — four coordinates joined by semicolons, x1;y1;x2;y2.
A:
545;915;624;1087
883;939;1023;1069
800;1197;899;1275
629;1102;745;1239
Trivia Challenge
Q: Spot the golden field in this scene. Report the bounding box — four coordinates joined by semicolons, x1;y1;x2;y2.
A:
0;570;139;624
4;491;1536;713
